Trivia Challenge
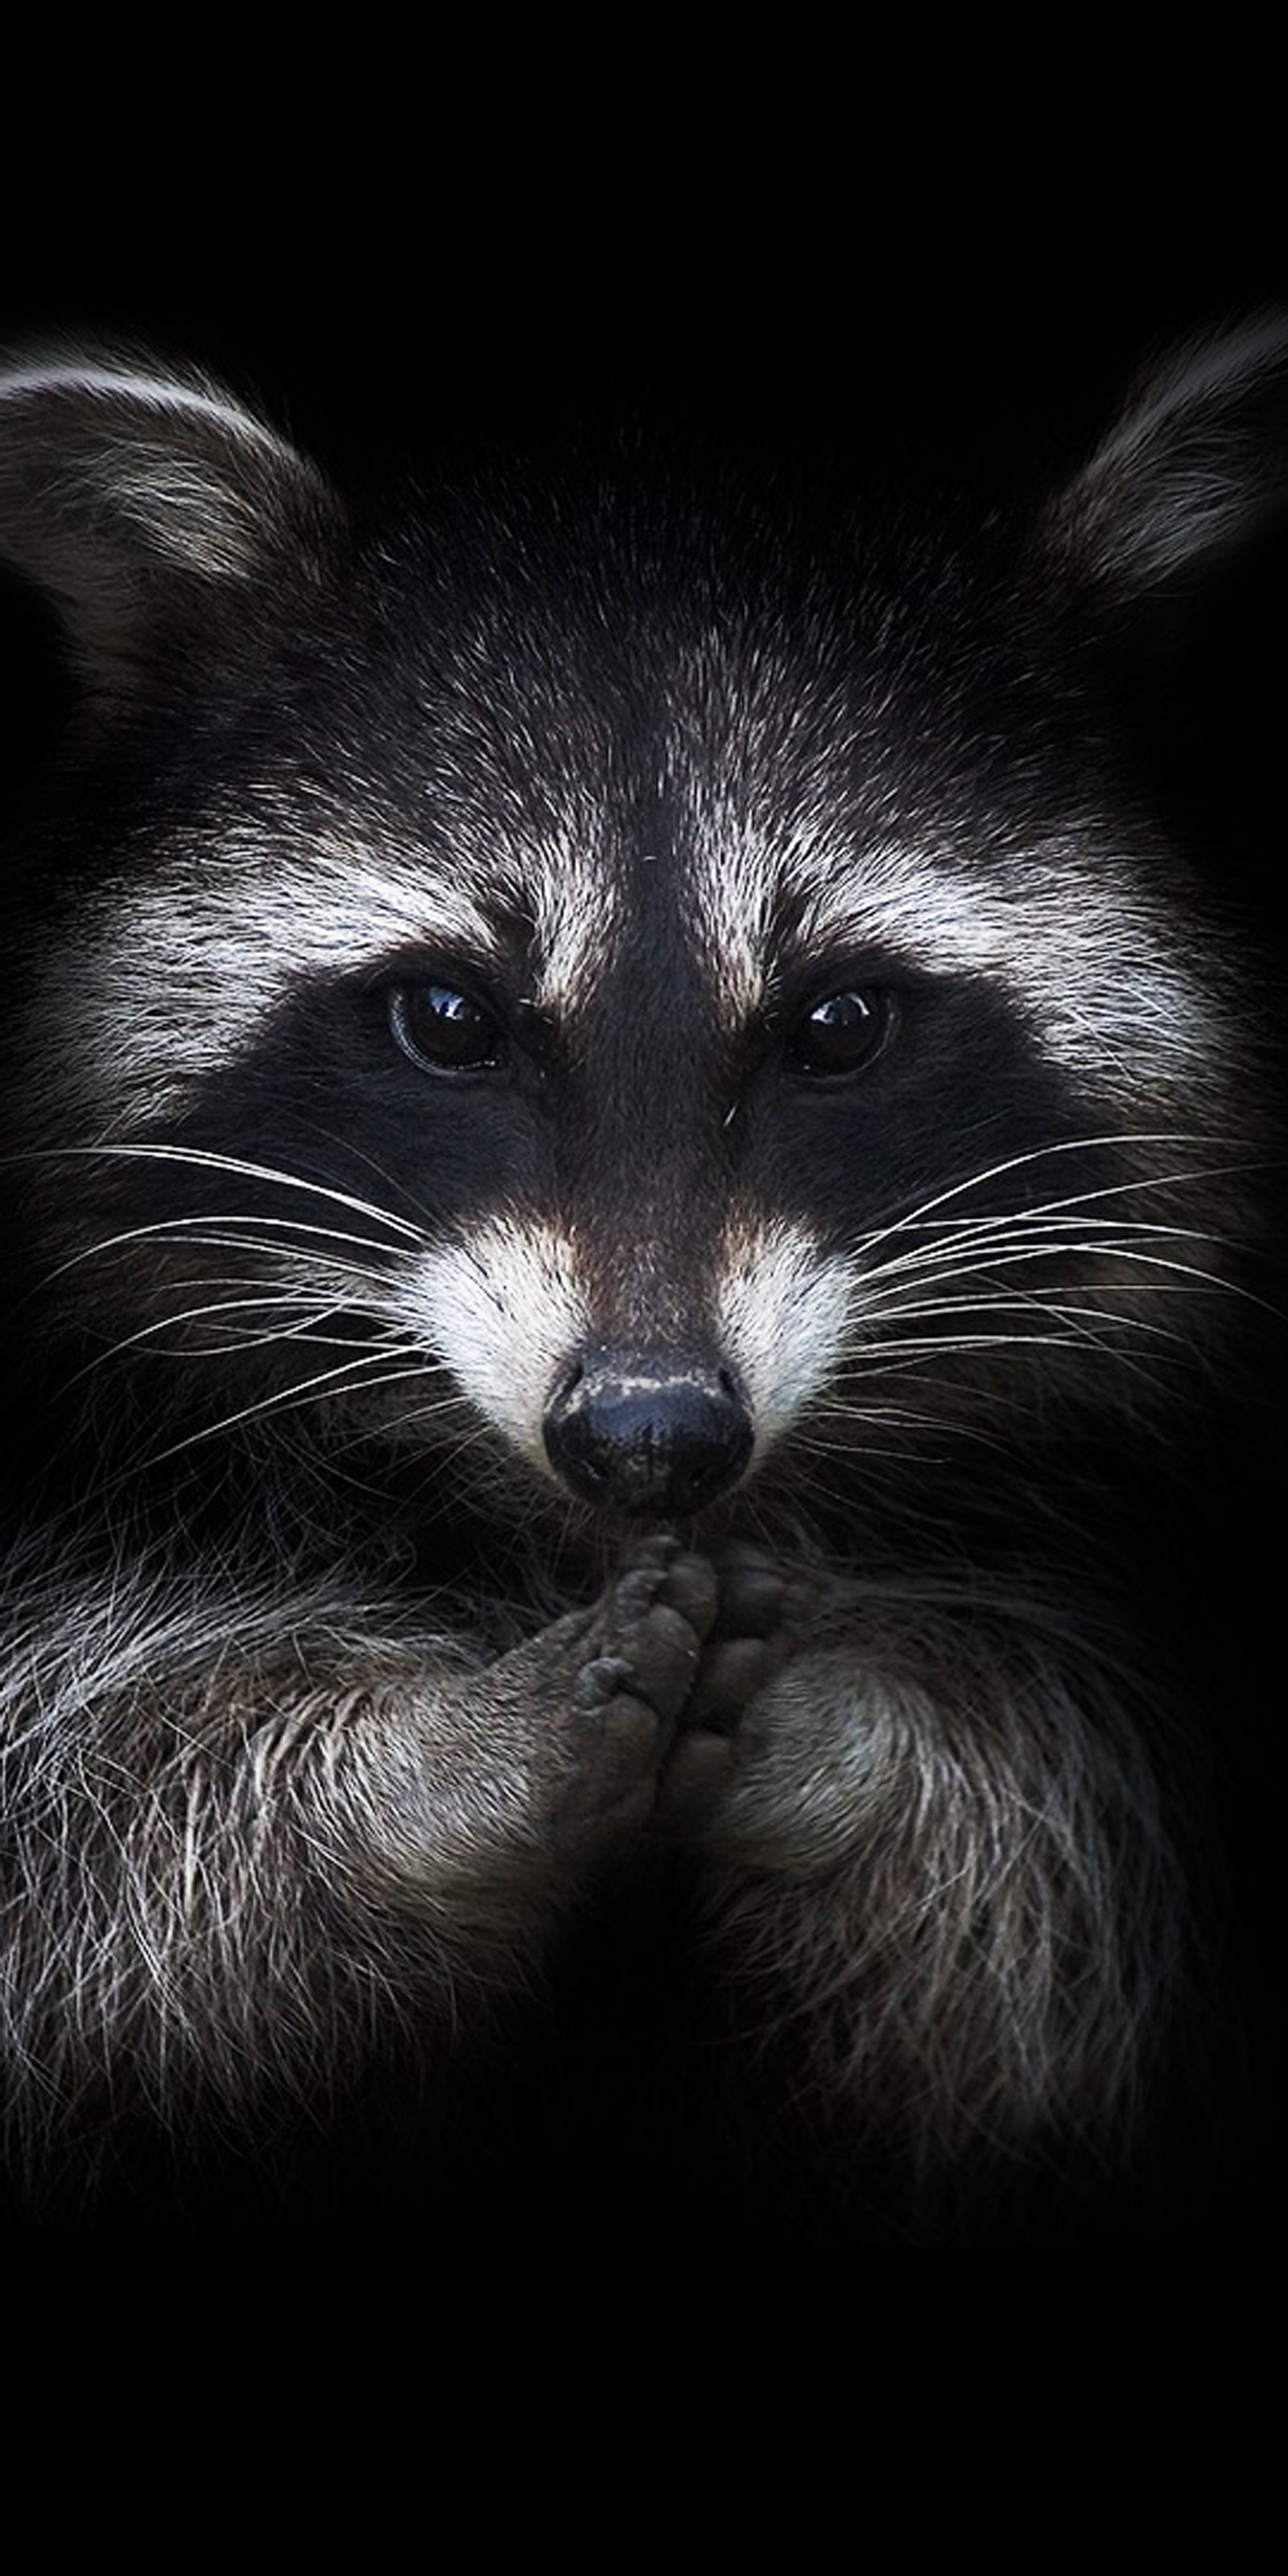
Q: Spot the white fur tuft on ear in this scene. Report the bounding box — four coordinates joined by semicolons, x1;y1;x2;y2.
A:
0;344;343;689
1047;312;1288;600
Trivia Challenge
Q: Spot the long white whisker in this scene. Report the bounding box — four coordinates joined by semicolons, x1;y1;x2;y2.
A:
862;1212;1245;1278
17;1141;427;1244
122;1348;453;1470
852;1295;1198;1343
865;1237;1278;1322
848;1134;1273;1278
71;1292;410;1377
840;1327;1149;1358
40;1210;411;1294
253;1113;441;1236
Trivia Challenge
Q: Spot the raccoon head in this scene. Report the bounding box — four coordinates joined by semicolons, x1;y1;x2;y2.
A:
0;328;1282;1527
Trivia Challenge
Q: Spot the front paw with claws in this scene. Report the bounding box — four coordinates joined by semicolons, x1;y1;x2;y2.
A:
546;1538;718;1847
655;1543;819;1825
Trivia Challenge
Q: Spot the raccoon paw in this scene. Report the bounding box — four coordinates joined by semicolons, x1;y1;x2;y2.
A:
656;1543;812;1823
582;1538;718;1724
548;1538;718;1847
684;1542;811;1731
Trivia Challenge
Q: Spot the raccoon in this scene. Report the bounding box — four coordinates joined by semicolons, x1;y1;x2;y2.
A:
0;325;1281;2241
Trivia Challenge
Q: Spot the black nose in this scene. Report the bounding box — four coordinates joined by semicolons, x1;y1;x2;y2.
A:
543;1360;753;1515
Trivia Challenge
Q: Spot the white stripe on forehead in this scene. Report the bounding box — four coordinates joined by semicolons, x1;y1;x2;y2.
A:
74;819;621;1125
687;807;1213;1102
525;835;623;1014
65;783;1215;1134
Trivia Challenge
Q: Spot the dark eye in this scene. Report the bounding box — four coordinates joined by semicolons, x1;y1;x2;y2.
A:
786;987;893;1077
389;981;504;1072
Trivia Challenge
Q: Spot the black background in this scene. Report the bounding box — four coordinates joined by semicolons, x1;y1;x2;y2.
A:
2;177;1282;494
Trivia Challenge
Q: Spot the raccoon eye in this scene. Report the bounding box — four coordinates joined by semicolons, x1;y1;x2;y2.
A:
786;987;892;1077
389;980;504;1072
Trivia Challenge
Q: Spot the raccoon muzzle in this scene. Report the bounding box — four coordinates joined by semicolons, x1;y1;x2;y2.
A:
543;1353;753;1516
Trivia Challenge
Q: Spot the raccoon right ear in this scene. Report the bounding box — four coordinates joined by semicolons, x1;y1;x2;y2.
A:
0;347;344;700
1045;312;1288;607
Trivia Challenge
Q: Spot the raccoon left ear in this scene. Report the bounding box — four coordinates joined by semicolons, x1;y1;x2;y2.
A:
0;345;345;699
1046;313;1288;605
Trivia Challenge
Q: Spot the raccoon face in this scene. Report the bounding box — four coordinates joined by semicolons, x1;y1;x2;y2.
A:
0;336;1277;1525
19;746;1236;1527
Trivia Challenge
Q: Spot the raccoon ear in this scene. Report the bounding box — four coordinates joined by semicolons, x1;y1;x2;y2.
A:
0;347;344;696
1046;313;1288;604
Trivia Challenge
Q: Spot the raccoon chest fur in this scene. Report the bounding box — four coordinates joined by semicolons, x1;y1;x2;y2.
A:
0;328;1281;2242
